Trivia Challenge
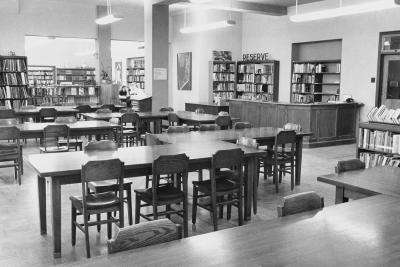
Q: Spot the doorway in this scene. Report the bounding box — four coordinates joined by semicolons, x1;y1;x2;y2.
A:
381;54;400;109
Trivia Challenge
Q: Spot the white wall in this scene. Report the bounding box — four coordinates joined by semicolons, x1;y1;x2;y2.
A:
242;1;400;119
169;10;242;111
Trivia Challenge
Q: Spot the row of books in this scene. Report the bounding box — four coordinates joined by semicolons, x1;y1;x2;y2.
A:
238;64;273;74
57;69;95;75
29;79;54;86
65;96;98;104
213;91;235;100
0;73;28;85
128;76;145;82
359;152;400;168
366;105;400;124
1;59;27;72
358;128;400;154
291;83;313;93
28;71;54;76
127;58;145;69
237;84;273;93
213;63;235;72
214;83;235;91
293;63;341;73
0;86;29;99
30;86;97;96
292;94;314;103
292;74;321;84
129;81;145;89
127;69;145;75
213;73;235;82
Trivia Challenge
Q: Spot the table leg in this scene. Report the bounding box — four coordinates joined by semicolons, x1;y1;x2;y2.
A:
51;177;62;258
38;176;46;235
245;157;255;221
154;119;162;134
335;186;345;204
295;137;303;185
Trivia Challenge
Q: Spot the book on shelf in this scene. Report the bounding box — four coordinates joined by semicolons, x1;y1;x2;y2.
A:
1;58;27;72
367;105;400;124
358;128;399;154
359;152;400;168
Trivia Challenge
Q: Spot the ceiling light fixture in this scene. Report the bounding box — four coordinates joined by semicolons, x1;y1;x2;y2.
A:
189;0;213;3
290;0;400;22
95;0;122;25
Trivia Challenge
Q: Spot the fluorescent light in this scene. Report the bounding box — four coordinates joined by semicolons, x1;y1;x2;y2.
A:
190;0;213;3
96;14;122;25
180;20;235;34
290;0;399;22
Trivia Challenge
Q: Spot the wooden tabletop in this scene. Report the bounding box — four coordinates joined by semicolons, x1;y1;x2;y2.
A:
60;194;400;267
80;111;169;120
27;141;263;177
13;121;118;133
317;166;400;197
156;126;312;144
14;106;79;115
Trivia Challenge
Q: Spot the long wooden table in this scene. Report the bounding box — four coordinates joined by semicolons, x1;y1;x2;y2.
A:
61;194;400;266
318;166;400;204
26;141;264;258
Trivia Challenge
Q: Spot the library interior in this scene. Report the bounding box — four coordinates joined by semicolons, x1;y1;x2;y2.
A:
1;0;400;266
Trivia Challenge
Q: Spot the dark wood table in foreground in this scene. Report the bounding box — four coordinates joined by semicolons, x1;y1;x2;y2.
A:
26;141;264;258
62;195;400;267
318;166;400;203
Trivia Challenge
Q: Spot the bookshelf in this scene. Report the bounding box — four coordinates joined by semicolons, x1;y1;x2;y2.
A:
235;60;279;102
291;60;341;103
0;56;29;109
28;65;56;86
127;57;145;89
56;67;96;85
209;61;236;102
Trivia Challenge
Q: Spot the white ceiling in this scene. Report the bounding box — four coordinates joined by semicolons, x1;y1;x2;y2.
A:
49;0;144;8
238;0;324;7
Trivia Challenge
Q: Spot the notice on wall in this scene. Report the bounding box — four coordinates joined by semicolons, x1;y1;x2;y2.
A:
242;53;269;61
153;68;167;80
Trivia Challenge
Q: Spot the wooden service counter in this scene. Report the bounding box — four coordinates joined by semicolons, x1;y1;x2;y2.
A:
229;99;362;148
185;102;229;115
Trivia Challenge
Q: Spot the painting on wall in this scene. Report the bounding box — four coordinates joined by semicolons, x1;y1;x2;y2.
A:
177;52;192;91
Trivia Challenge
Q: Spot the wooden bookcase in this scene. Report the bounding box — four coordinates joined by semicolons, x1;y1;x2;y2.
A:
56;67;96;85
291;60;341;103
235;60;279;102
0;56;29;109
127;57;145;89
209;61;236;102
357;121;400;168
28;65;56;86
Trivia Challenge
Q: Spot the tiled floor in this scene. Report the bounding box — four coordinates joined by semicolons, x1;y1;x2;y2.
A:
0;140;355;266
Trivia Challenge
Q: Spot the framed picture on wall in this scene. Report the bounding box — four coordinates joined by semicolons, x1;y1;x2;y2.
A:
177;52;192;91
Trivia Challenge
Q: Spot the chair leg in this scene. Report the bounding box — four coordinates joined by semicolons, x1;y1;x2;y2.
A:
135;195;141;224
84;221;90;258
96;214;101;232
107;212;112;239
127;188;133;225
192;186;198;224
71;204;76;246
279;165;283;183
183;196;188;238
166;204;171;219
153;205;158;220
291;160;295;190
227;194;232;220
274;164;279;193
211;195;218;231
218;197;224;219
238;189;243;227
253;170;258;214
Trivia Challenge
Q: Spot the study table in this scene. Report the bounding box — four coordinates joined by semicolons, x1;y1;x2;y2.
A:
14;106;79;120
318;166;400;203
61;195;400;267
26;141;264;258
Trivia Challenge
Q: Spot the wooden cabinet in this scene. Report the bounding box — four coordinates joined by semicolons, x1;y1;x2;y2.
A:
228;99;361;148
185;102;229;115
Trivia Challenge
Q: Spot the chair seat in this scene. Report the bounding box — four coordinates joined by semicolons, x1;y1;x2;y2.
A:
216;170;241;181
265;154;294;165
39;146;69;153
88;180;132;193
134;185;184;203
193;178;239;194
70;192;120;211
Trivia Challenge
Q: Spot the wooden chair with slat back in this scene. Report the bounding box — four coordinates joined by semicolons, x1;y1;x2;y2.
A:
215;115;232;130
55;116;83;151
335;159;365;173
96;108;112;114
0;126;22;185
277;191;324;217
0;109;16;119
39;108;57;122
70;158;125;258
100;104;116;112
199;124;220;131
168;112;180;126
234;122;252;130
84;140;133;230
40;124;70;153
265;130;297;193
134;154;190;237
119;112;143;146
192;148;244;231
108;219;182;254
75;105;93;119
167;125;190;133
160;107;174;131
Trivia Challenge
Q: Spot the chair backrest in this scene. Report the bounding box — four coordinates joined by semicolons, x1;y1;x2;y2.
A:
215;115;232;130
195;108;205;114
42;124;69;150
335;159;365;173
277;191;324;217
273;130;297;159
0;126;20;141
167;125;189;133
0;118;18;126
234;122;252;130
75;105;93;113
96;108;112;114
55;116;77;124
100;104;116;112
283;123;302;132
107;219;182;254
145;133;162;146
168;113;180;126
84;140;118;152
39;108;57;119
120;112;140;125
0;109;16;119
199;124;220;131
160;107;174;112
237;137;258;149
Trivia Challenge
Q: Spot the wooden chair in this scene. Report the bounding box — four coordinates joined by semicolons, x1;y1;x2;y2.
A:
167;125;189;133
55;117;83;151
199;124;220;131
119;112;143;146
70;158;125;258
120;107;134;113
264;130;297;193
96;108;112;114
75;105;93;113
215;115;232;130
39;108;57;122
101;104;116;112
192;148;244;231
234;122;252;130
134;154;190;237
168;113;180;126
277;191;324;217
40;124;70;153
0;126;22;185
0;109;16;119
84;140;133;230
108;219;181;254
335;159;365;173
160;107;174;131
